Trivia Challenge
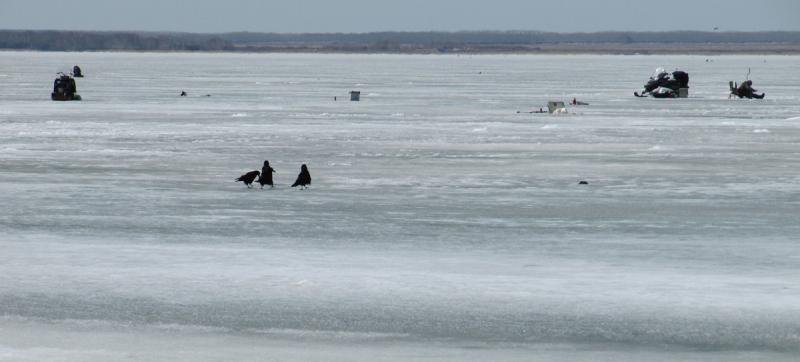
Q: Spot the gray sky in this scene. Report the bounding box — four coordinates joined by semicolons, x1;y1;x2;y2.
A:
1;0;798;33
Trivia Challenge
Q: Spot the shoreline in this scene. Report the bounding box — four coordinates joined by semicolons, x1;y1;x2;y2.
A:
2;44;800;55
4;29;800;55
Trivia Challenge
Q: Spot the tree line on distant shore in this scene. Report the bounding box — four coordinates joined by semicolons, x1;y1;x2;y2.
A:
2;30;800;53
0;30;232;51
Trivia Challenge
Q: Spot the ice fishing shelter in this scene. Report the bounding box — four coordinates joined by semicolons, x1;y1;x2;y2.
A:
350;91;361;101
547;101;566;114
672;71;689;98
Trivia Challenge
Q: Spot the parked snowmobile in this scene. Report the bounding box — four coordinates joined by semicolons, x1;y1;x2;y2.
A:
51;73;81;101
635;68;689;98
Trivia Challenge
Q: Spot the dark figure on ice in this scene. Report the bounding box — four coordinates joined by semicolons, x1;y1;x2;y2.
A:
734;80;765;99
236;170;260;188
259;160;276;189
180;91;187;96
72;65;83;77
51;73;81;101
291;164;311;189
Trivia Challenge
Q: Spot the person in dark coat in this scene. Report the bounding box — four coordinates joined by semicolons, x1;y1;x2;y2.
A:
235;170;260;188
259;160;276;189
736;80;765;99
291;164;311;189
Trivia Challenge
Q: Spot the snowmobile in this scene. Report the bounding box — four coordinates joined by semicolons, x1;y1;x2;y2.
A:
51;73;81;101
635;68;689;98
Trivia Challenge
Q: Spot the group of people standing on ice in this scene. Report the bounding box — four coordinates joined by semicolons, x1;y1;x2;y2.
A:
236;161;311;190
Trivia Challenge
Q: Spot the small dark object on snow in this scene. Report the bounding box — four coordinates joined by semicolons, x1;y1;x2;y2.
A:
517;107;547;114
72;65;83;77
51;73;81;101
291;164;311;189
259;160;276;189
236;170;260;188
578;181;589;185
180;91;187;96
350;91;360;101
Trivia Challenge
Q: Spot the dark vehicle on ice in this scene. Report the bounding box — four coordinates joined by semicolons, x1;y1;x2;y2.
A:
51;73;81;101
635;68;689;98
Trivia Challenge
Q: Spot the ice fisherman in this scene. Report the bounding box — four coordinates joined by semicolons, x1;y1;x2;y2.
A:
736;80;765;99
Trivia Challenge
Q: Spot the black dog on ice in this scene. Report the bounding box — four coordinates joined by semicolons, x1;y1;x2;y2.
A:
291;164;311;189
235;170;260;188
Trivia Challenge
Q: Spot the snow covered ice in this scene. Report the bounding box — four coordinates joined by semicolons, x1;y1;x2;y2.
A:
1;52;800;361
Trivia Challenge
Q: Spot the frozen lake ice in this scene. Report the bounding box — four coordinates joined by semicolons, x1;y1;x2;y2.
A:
1;52;799;361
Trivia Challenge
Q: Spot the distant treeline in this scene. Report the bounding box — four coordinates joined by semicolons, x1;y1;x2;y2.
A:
0;30;233;51
2;30;800;53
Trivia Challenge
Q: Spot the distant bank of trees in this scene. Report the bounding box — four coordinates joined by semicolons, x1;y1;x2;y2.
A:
0;30;233;51
2;30;800;53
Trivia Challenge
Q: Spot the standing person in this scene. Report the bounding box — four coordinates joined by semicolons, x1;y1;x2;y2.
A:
291;164;311;189
259;160;276;189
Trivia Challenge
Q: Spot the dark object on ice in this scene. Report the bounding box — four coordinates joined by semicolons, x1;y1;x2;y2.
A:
571;98;589;106
72;65;83;77
578;181;589;185
180;91;187;96
236;170;260;188
730;80;765;99
291;164;311;189
635;68;689;98
259;160;276;189
651;87;677;98
350;91;360;101
51;73;81;101
517;107;547;114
